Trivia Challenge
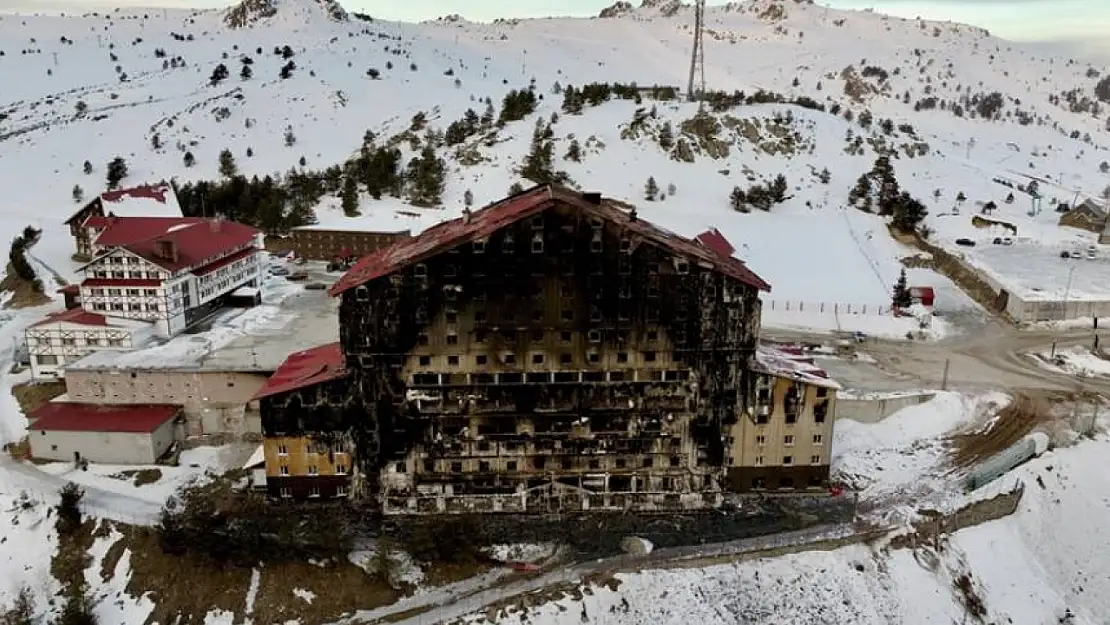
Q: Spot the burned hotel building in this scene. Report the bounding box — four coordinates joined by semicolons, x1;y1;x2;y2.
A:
259;184;839;513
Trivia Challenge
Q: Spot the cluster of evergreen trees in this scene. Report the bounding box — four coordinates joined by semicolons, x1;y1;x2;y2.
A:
729;175;789;212
560;82;679;115
175;126;450;230
8;226;42;291
849;155;928;232
520;118;571;185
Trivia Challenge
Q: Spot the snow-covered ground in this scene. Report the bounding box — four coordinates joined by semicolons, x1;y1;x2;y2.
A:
1030;345;1110;378
454;395;1110;625
2;0;1110;620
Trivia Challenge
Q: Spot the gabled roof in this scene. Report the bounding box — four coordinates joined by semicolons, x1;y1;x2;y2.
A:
695;228;736;259
65;182;182;225
252;342;347;401
329;184;770;296
29;308;151;330
754;343;841;390
29;402;179;433
88;217;259;272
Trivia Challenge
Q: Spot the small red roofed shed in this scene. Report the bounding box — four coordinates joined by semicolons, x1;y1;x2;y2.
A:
908;286;935;308
28;403;181;464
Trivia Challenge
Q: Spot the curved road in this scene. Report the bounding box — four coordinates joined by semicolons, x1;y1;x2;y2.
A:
764;319;1109;395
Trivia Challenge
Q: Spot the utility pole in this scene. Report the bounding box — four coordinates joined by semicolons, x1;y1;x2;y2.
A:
941;359;950;391
965;137;976;160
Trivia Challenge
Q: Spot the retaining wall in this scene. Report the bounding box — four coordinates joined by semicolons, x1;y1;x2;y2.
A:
837;392;937;424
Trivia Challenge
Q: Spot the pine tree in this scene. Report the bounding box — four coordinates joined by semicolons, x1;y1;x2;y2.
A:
644;176;659;201
105;156;128;190
405;145;446;207
341;175;359;216
521;119;565;184
284;125;296;147
183;151;195;168
464;189;474;207
955;191;967;205
151;133;161;150
729;186;746;212
818;168;831;184
480;101;495;128
667;182;676;196
892;268;912;309
240;64;252;80
508;182;525;195
564;139;582;162
72;185;84;203
218;148;238;178
658;121;674;150
82;160;93;175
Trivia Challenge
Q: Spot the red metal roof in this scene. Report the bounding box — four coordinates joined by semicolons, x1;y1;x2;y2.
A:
695;228;736;259
91;216;206;246
252;342;347;401
90;217;259;273
31;308;110;328
65;183;181;225
194;247;259;276
329;185;771;296
58;284;80;294
30;402;179;434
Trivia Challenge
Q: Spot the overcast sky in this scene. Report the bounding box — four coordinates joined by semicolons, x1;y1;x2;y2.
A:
1;0;1106;49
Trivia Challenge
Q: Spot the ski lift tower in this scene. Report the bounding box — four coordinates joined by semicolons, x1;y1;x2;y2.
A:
686;0;707;101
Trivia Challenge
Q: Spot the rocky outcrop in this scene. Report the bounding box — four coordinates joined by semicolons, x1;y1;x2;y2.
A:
598;2;634;18
224;0;348;28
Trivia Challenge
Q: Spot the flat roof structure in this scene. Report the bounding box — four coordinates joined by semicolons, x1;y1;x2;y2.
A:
30;403;179;433
64;282;338;373
968;243;1110;302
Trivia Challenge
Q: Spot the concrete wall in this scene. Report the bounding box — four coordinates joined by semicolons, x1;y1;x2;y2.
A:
63;369;268;436
32;428;156;464
836;392;936;424
1005;296;1110;324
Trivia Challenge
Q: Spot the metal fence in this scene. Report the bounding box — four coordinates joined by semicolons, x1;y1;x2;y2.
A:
765;300;893;316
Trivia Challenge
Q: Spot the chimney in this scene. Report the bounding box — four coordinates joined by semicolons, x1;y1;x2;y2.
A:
629;207;638;222
156;239;178;263
462;207;472;224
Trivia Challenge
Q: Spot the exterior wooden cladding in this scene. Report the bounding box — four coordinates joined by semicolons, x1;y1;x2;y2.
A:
290;228;411;261
336;199;763;513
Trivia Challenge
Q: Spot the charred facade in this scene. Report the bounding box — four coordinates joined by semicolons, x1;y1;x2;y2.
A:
333;185;770;514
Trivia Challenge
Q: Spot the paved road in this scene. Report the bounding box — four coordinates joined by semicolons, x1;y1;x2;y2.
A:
763;317;1108;395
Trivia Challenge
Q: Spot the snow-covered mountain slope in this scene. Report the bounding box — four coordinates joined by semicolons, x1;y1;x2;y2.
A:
1;0;1108;328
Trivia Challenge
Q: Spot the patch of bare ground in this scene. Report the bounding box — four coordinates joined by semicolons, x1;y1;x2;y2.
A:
11;380;66;414
251;559;400;625
115;468;163;487
455;573;621;625
0;261;49;308
948;392;1052;468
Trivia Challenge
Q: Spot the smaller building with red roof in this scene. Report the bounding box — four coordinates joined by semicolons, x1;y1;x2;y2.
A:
28;402;182;464
25;308;154;379
65;182;183;260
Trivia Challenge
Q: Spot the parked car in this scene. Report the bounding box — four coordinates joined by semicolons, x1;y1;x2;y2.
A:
287;271;309;281
1061;250;1072;259
991;237;1013;246
304;282;327;290
269;266;290;276
955;238;976;247
1087;245;1098;260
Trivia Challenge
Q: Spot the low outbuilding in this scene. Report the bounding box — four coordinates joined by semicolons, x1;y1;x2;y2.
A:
28;402;182;464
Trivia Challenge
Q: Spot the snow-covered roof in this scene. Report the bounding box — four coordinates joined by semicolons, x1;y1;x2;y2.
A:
242;444;265;469
30;308;153;331
754;343;841;390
